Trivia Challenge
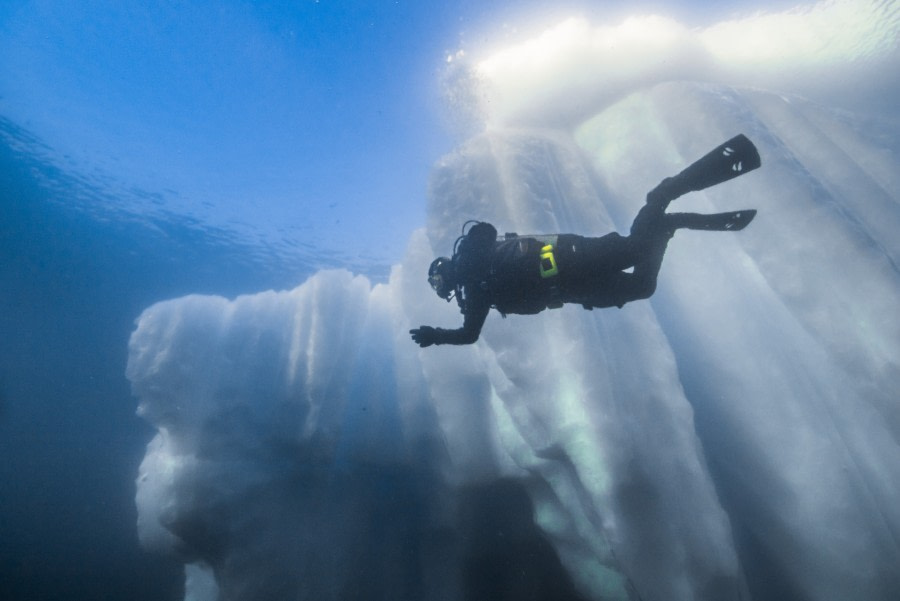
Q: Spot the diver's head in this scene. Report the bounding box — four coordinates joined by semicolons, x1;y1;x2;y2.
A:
428;257;456;300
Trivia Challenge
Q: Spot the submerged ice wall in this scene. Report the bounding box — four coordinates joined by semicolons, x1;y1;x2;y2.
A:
127;80;900;601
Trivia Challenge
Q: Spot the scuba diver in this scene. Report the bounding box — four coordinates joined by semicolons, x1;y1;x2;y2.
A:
410;134;761;348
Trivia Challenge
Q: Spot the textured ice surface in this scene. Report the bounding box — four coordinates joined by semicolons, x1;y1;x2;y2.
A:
128;83;900;600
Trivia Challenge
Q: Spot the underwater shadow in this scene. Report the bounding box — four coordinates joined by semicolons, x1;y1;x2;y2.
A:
458;478;588;601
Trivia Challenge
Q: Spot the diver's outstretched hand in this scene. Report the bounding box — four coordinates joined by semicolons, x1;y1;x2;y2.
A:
410;326;438;348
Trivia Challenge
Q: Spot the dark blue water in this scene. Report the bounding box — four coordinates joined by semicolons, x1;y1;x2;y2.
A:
0;116;329;600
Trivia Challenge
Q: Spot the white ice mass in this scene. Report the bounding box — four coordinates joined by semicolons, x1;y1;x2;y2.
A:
127;4;900;600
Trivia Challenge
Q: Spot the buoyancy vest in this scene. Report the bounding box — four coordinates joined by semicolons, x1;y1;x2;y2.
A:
485;234;561;315
453;223;563;317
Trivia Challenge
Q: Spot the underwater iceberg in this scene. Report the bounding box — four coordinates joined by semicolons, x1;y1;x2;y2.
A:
127;81;900;600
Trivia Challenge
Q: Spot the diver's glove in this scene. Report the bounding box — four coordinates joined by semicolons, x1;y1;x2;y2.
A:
410;326;438;348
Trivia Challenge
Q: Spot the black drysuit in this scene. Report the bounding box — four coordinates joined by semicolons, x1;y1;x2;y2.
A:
424;202;673;346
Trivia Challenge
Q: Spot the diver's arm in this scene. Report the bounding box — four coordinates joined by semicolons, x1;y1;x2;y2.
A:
410;303;489;347
410;222;496;348
441;304;489;344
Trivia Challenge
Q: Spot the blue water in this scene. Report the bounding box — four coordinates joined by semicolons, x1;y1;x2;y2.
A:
0;116;308;599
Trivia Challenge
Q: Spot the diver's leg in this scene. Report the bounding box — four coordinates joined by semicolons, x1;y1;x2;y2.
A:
614;236;670;304
583;203;673;306
558;233;638;275
559;204;671;287
612;209;756;305
574;235;669;309
666;210;757;231
629;201;671;239
601;196;756;306
567;223;671;308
